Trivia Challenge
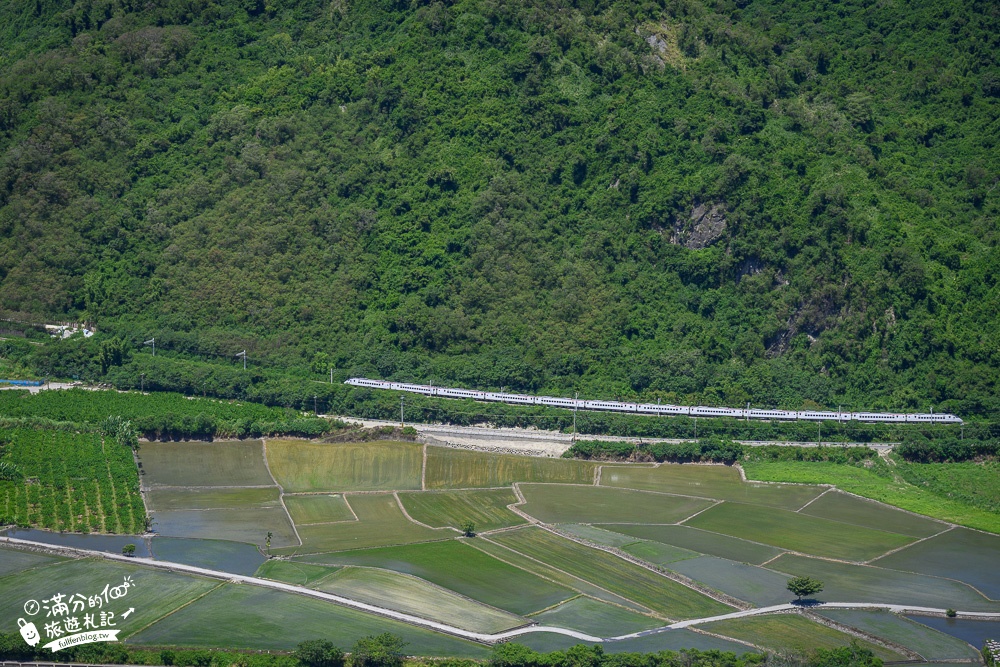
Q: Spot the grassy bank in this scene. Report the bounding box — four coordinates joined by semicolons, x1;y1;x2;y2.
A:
742;460;1000;534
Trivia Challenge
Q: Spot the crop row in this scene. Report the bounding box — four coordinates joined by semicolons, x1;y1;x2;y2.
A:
0;389;335;439
0;428;146;533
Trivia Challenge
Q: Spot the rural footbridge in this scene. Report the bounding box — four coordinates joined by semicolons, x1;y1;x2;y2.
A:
2;536;997;646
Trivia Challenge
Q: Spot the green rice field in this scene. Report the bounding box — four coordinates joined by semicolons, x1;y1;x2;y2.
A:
528;596;662;637
798;490;948;538
518;484;714;524
490;527;733;620
600;523;786;565
139;441;273;487
702;614;906;660
315;566;526;633
767;554;1000;611
465;537;650;612
424;447;597;488
277;493;446;554
599;464;823;510
147;487;280;510
297;539;576;615
0;558;221;637
816;609;981;661
283;493;356;524
872;527;1000;599
256;559;341;586
266;440;422;493
685;502;916;561
128;584;489;657
0;544;66;576
398;489;525;531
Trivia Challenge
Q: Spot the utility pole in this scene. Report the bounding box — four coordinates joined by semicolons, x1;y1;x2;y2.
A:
818;422;822;445
143;338;155;356
140;373;145;392
236;350;247;370
314;395;318;415
400;396;405;427
573;392;578;441
330;367;333;384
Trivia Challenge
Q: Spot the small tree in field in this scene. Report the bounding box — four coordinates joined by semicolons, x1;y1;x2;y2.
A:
461;520;476;537
787;576;823;601
122;544;136;557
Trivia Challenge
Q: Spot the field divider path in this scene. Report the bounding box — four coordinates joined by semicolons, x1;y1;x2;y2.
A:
421;444;427;490
675;500;725;526
864;526;955;565
507;483;540;525
261;438;302;548
795;487;833;512
4;537;1000;644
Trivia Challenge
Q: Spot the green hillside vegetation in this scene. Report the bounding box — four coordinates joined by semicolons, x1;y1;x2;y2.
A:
0;0;997;417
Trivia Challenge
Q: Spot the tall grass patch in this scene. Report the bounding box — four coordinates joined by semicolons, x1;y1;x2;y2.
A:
266;440;422;493
424;447;597;489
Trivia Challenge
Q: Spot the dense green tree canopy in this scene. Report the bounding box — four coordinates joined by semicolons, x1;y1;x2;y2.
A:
0;0;997;415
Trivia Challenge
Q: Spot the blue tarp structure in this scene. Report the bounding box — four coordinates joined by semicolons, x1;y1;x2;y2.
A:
0;379;44;386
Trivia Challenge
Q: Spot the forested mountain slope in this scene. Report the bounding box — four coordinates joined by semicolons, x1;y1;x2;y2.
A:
1;0;998;415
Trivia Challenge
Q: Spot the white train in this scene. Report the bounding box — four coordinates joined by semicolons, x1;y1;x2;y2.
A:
344;378;963;424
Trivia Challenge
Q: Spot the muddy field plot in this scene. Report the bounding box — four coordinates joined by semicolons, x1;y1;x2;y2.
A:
685;502;916;561
152;507;298;548
139;441;274;487
799;490;948;538
600;464;823;510
518;484;714;525
872;527;1000;599
266;440;422;493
